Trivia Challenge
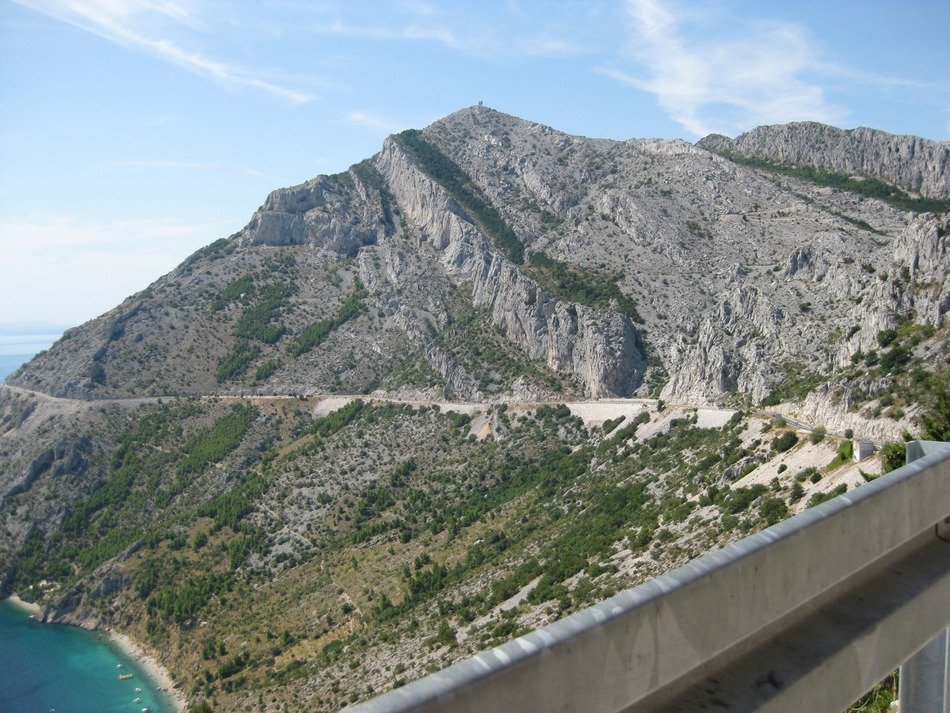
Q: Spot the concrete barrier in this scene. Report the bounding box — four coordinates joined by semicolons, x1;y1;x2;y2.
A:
345;441;950;713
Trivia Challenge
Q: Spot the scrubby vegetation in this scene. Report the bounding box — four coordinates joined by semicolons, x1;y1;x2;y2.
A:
761;364;823;406
434;294;574;394
525;251;644;322
0;391;892;711
394;129;524;263
844;322;947;438
289;284;365;357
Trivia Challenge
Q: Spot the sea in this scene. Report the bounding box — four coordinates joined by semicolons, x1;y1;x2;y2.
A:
0;599;177;712
0;324;67;382
1;325;178;712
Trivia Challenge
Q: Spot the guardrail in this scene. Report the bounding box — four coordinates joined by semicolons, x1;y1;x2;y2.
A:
345;441;950;713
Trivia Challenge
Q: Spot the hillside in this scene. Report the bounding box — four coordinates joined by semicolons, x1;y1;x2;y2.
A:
1;106;947;711
1;386;891;711
8;107;947;437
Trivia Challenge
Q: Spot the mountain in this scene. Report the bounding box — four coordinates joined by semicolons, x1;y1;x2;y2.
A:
0;107;946;711
8;107;948;433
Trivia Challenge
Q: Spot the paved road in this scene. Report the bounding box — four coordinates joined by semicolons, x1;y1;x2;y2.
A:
1;383;666;416
4;383;867;441
768;411;882;447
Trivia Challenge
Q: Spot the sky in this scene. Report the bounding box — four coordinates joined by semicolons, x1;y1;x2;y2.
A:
1;0;948;326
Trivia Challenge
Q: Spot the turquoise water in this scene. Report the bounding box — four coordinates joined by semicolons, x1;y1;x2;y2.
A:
0;600;177;713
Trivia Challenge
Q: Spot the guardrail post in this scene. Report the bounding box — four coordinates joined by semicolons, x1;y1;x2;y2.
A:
899;441;950;713
900;630;949;713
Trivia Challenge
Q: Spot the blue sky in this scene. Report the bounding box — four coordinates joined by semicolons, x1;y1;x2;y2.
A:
1;0;948;325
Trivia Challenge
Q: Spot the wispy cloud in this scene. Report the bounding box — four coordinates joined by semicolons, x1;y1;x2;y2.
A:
342;111;401;133
11;0;314;103
609;0;845;137
309;7;591;60
101;158;284;182
521;36;589;58
0;216;220;252
315;19;481;53
812;61;937;91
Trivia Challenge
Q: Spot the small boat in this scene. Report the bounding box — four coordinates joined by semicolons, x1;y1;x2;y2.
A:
134;687;142;692
119;673;134;680
142;708;152;713
133;698;142;703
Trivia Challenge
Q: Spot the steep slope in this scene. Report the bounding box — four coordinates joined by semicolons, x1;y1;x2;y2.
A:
0;387;885;712
9;107;948;424
698;121;950;199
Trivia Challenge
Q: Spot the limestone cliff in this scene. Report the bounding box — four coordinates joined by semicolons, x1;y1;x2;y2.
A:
699;121;949;199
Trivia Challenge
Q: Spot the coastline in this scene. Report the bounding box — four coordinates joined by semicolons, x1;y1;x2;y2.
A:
6;593;41;615
2;594;187;712
107;629;188;713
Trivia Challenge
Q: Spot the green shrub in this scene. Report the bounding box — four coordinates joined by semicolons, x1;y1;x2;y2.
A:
880;442;906;473
254;360;279;382
807;484;847;508
602;416;625;434
761;368;822;406
759;497;789;525
827;440;854;470
234;282;293;344
809;426;826;444
211;275;255;311
771;431;799;453
524;251;643;322
720;485;767;514
876;329;897;347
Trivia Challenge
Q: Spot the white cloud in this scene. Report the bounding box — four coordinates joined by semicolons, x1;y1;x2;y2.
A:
12;0;314;103
612;0;846;137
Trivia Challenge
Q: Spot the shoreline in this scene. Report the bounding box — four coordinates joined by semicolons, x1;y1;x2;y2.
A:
3;594;187;712
6;592;42;615
108;629;188;713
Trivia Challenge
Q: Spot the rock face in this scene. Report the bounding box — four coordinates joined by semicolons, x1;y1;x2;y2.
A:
373;137;645;397
7;106;949;407
699;121;950;199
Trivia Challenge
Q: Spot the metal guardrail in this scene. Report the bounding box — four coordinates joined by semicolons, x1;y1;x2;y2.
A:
345;441;950;713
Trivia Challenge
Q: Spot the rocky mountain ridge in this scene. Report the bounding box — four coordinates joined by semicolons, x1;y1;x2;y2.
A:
8;106;947;425
698;121;949;199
